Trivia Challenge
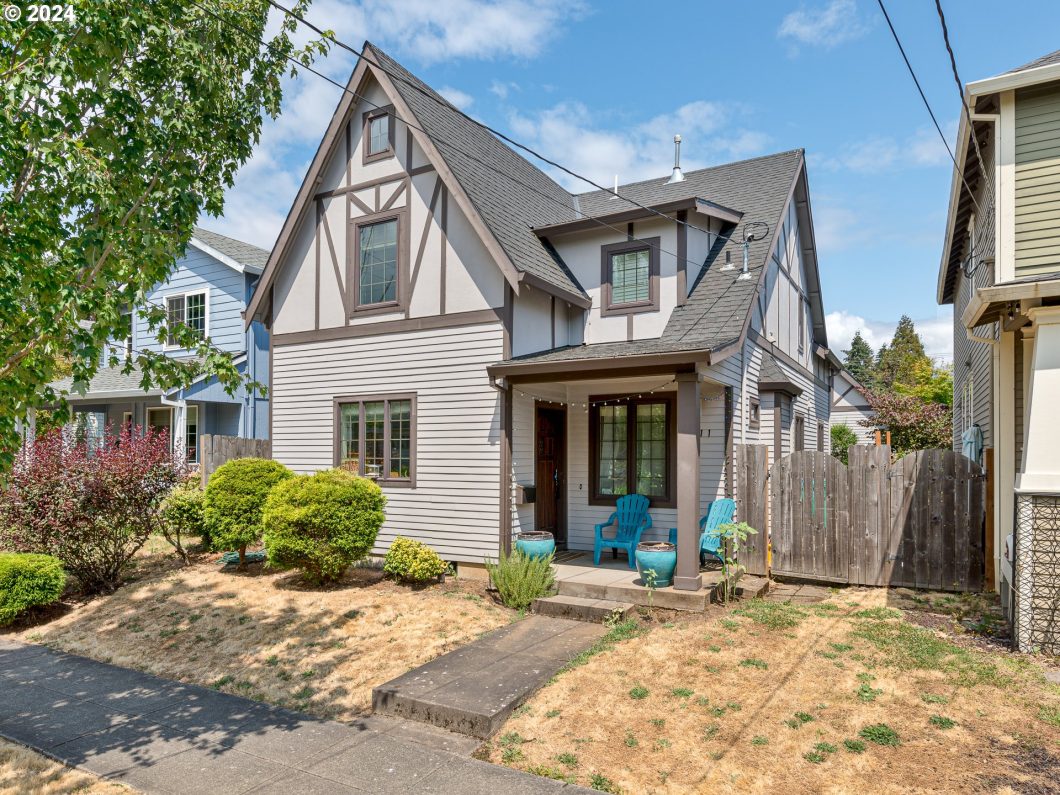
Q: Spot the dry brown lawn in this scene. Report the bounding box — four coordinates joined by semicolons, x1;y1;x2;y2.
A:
13;545;510;721
490;588;1060;794
0;739;132;795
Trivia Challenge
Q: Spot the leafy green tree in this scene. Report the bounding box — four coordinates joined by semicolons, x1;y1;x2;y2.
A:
0;1;326;469
858;391;952;458
830;424;858;465
875;316;930;391
843;330;876;388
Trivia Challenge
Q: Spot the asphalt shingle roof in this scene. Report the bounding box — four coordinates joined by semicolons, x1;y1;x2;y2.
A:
1007;48;1060;74
365;44;583;297
193;227;269;273
502;151;804;366
50;365;162;400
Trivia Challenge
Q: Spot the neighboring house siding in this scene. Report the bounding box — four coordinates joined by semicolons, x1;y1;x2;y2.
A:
952;130;997;452
137;246;247;355
1015;83;1060;278
270;322;505;562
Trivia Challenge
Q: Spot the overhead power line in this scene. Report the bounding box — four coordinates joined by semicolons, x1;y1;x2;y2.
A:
875;0;980;216
186;0;771;291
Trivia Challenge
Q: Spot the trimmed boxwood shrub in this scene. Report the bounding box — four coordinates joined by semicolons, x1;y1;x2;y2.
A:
0;553;66;625
160;480;207;563
262;469;385;584
384;536;447;583
204;458;293;568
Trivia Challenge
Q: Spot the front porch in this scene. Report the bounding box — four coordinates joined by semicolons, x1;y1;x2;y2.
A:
547;553;769;612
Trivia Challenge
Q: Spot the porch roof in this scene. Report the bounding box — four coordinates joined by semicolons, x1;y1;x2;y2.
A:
487;338;727;379
49;364;164;402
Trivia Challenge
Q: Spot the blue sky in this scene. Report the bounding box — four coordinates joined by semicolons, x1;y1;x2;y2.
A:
214;0;1060;362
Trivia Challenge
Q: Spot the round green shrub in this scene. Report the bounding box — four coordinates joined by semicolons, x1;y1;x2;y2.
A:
384;536;447;582
262;469;385;584
204;458;293;566
0;553;66;625
161;481;207;544
830;424;859;465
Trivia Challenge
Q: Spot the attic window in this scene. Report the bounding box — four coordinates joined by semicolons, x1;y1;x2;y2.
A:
363;108;394;163
600;237;660;316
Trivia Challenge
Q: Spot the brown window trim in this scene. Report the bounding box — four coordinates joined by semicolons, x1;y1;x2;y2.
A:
600;237;661;317
588;392;676;509
332;392;417;488
362;105;396;164
348;207;410;317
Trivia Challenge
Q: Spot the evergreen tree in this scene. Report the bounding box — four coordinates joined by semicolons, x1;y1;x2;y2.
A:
875;316;929;391
843;331;875;387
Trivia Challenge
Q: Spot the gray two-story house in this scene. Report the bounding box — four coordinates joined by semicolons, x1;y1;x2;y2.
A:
246;43;838;586
51;228;270;463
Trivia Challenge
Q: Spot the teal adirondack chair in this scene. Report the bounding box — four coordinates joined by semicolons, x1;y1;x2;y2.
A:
594;494;652;568
668;498;737;565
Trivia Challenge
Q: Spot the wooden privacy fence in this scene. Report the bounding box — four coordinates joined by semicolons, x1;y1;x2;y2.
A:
199;434;272;485
735;444;986;591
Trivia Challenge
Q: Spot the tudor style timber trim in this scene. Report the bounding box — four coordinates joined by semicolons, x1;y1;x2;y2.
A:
272;307;503;347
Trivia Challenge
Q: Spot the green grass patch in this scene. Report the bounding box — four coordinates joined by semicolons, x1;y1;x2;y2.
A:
670;687;694;698
740;657;768;669
856;683;883;703
733;600;807;630
624;731;638;748
853;607;902;620
563;619;646;671
526;765;567;782
859;723;900;746
703;723;721;740
589;773;619;793
720;618;741;631
546;709;561;718
556;752;578;767
920;693;949;704
850;618;1011;687
650;718;666;728
751;735;768;746
843;739;866;753
929;715;957;729
629;686;649;700
1038;704;1060;728
815;742;837;753
829;642;854;652
803;751;826;764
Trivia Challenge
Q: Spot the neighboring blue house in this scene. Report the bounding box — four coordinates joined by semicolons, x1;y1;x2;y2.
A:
50;228;270;463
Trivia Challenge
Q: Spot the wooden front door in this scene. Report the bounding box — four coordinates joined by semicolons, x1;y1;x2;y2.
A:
535;405;567;548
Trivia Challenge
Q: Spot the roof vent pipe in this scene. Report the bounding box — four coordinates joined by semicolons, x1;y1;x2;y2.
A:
609;174;619;200
738;239;752;280
721;250;734;271
666;134;685;184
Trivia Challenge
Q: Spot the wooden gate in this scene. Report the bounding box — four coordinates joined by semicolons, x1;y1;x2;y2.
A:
737;445;986;591
199;434;272;486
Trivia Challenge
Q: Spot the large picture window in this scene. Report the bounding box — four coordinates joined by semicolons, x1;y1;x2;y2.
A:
600;237;660;316
589;394;674;507
165;291;207;348
335;394;416;486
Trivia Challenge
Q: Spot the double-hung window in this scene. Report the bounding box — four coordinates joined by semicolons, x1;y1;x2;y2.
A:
589;394;674;507
356;218;400;308
363;109;393;163
335;394;415;486
600;237;660;316
165;292;207;348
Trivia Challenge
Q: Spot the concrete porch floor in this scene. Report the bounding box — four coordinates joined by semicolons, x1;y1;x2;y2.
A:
553;553;740;611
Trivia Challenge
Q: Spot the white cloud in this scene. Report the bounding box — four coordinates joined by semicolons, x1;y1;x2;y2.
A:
438;86;474;110
826;309;954;363
490;79;519;99
778;0;871;51
507;100;771;191
813;122;955;175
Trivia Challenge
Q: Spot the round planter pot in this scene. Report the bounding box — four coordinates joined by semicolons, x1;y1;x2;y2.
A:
635;542;677;588
515;531;556;560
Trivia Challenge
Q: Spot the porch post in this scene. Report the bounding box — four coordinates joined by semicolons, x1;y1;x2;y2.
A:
674;372;702;591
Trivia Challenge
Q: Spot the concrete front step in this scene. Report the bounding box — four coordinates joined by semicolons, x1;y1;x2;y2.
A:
532;595;635;622
372;616;606;739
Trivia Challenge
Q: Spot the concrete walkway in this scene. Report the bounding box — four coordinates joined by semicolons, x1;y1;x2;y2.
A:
0;638;589;794
373;616;605;738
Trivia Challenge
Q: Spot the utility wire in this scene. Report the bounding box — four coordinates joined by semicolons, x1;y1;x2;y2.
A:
263;0;728;240
186;0;769;287
875;0;980;215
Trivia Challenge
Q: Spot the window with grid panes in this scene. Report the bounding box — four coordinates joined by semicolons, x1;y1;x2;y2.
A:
358;219;398;307
590;396;673;506
336;396;414;484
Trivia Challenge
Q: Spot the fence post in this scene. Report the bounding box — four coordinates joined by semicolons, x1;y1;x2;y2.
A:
735;444;770;576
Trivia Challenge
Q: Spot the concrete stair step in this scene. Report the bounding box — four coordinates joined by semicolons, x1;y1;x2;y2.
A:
532;595;635;622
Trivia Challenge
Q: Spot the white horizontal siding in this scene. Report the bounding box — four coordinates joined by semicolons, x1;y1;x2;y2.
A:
271;321;505;562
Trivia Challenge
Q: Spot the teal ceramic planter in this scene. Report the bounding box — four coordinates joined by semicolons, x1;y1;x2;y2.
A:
515;531;555;560
635;542;677;588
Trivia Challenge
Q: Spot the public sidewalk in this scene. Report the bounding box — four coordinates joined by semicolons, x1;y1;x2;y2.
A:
0;638;588;794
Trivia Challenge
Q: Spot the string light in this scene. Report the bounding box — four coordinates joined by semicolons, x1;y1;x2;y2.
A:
511;379;726;408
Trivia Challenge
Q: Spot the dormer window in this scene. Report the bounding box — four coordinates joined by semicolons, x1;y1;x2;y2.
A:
363;107;394;163
600;237;660;316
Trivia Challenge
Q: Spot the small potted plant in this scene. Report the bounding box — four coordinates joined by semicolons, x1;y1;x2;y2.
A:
635;541;676;587
515;530;555;560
